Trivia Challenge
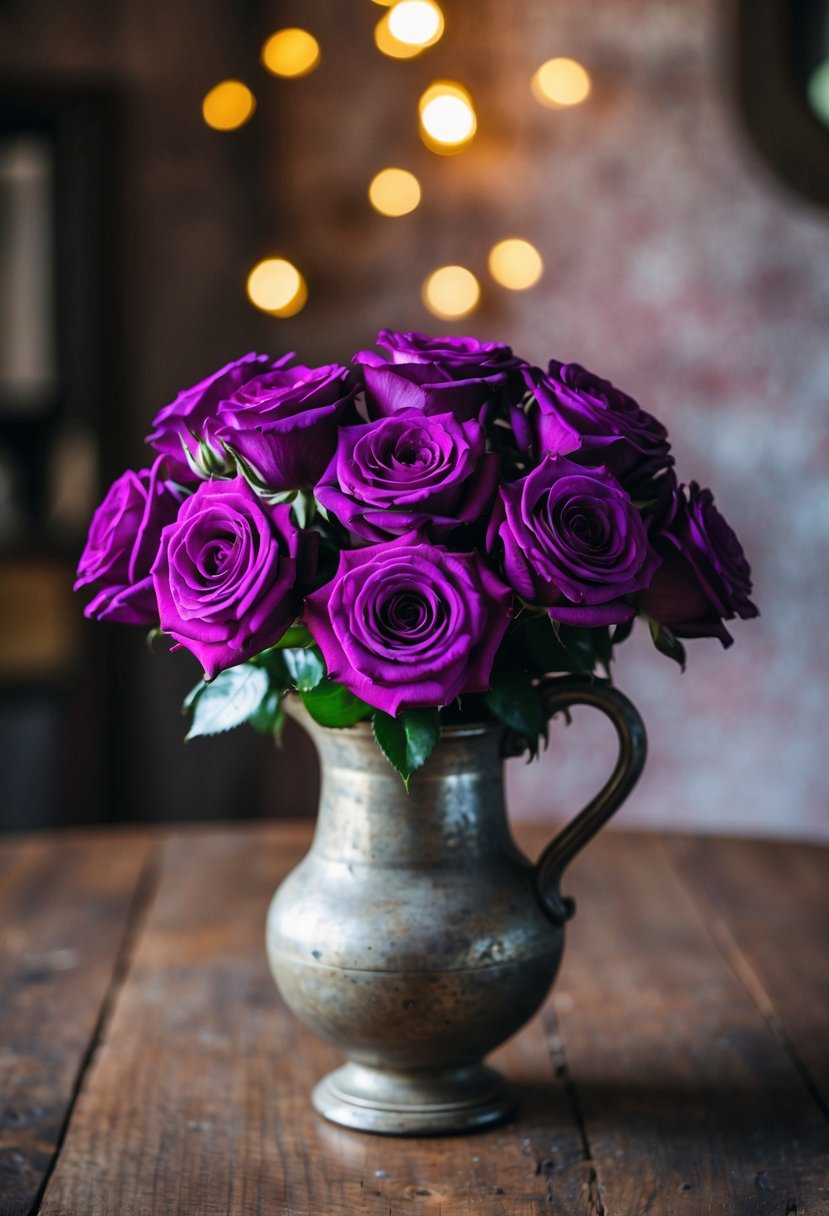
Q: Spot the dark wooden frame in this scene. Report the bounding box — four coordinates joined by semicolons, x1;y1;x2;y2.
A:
734;0;829;205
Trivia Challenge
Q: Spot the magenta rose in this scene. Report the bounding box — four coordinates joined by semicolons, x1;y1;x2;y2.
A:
353;329;525;425
315;411;499;541
216;362;360;493
517;362;673;493
303;534;513;715
146;352;291;481
152;476;310;679
639;482;758;646
75;455;184;625
488;455;660;626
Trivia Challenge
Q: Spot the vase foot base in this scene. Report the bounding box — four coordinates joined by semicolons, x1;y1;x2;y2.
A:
312;1061;515;1136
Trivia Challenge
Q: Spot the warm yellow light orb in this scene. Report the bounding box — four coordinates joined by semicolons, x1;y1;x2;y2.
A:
422;265;480;320
374;12;423;58
202;81;256;132
387;0;444;48
246;258;308;317
488;238;544;291
368;168;422;217
419;81;476;152
261;28;320;78
531;57;591;108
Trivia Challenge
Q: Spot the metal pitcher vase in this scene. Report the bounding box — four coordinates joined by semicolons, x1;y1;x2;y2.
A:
267;675;646;1135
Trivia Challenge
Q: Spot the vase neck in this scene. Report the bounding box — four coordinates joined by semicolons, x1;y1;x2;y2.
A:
302;716;511;866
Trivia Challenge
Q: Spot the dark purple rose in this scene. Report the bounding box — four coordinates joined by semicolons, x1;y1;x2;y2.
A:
488;455;660;626
216;363;360;493
303;533;512;715
147;353;292;481
353;329;525;425
152;476;311;679
75;455;184;625
315;411;499;541
639;482;758;646
518;362;673;493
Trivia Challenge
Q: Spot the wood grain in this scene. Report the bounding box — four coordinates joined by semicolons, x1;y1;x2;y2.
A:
17;823;829;1215
534;828;829;1216
36;824;592;1215
0;830;152;1216
666;835;829;1112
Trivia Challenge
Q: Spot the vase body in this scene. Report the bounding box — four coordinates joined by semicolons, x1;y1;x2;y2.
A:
266;714;563;1134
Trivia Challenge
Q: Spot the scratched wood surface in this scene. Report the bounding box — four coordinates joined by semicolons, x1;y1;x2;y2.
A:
1;823;827;1216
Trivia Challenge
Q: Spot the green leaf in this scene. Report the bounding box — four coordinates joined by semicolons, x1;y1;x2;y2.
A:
290;491;316;529
524;616;596;675
283;646;325;692
300;678;373;728
252;646;289;684
256;623;313;651
648;619;687;671
182;679;206;712
249;688;284;734
484;671;546;758
372;708;441;788
185;664;270;740
592;625;613;675
612;617;635;648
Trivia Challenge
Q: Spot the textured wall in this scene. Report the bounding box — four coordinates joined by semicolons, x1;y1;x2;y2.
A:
2;0;826;837
268;0;829;839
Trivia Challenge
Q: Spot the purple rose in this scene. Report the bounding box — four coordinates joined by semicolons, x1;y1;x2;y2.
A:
353;329;525;425
371;329;525;372
75;455;184;625
315;411;499;541
303;534;513;715
639;482;758;646
152;476;311;679
517;362;673;492
488;455;660;626
146;353;292;481
216;363;360;493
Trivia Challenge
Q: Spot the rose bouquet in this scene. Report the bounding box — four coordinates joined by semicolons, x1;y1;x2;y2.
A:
76;331;758;785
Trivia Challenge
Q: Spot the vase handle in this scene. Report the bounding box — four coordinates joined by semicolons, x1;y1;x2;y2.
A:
506;675;647;925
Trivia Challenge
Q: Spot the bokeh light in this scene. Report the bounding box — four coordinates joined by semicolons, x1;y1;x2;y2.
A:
419;82;476;153
422;265;480;319
531;57;591;108
368;168;422;217
246;258;308;317
808;59;829;128
488;238;544;290
261;28;320;78
202;81;256;132
387;0;444;48
374;12;423;58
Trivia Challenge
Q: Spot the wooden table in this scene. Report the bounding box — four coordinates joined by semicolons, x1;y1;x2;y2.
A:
1;823;828;1216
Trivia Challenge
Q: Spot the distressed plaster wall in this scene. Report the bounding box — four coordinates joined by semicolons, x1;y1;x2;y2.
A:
2;0;826;836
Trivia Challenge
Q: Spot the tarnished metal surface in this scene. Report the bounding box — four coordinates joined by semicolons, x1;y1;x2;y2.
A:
267;682;646;1135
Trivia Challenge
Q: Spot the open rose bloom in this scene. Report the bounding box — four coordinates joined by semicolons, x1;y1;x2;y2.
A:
76;331;758;782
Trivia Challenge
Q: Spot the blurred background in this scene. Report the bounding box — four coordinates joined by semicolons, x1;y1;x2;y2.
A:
0;0;827;839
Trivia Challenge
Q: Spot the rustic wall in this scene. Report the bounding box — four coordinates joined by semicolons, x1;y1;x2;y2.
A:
2;0;826;837
269;0;829;841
